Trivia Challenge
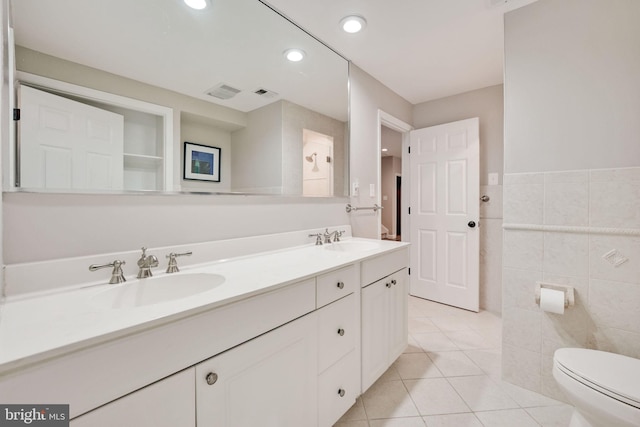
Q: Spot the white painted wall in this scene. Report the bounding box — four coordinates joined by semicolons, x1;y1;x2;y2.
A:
181;115;232;192
230;102;283;193
3;193;349;264
349;65;413;239
504;0;640;173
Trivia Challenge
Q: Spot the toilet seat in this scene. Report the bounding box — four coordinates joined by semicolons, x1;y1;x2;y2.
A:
554;348;640;409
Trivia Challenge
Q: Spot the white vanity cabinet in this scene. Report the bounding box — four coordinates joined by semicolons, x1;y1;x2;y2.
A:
70;369;196;427
0;236;409;427
361;249;409;392
195;313;318;427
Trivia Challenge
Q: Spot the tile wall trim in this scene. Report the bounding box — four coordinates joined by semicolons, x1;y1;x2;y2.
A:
503;223;640;237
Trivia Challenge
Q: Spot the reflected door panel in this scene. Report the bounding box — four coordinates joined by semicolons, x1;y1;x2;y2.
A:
19;85;124;190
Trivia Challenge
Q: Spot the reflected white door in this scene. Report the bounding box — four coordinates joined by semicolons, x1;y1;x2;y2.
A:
19;85;124;190
302;129;333;196
409;118;479;312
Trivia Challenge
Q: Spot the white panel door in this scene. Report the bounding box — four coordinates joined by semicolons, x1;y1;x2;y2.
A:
409;118;479;312
19;85;124;190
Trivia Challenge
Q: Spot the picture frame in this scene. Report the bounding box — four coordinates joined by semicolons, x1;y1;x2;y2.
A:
183;142;221;182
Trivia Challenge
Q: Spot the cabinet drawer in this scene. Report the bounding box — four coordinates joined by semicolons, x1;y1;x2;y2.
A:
318;350;359;427
361;248;408;287
317;293;357;373
317;264;357;308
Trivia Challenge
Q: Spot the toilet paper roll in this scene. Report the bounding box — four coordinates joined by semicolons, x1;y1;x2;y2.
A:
540;287;565;314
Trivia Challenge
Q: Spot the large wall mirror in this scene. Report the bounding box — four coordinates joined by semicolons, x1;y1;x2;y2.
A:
7;0;349;196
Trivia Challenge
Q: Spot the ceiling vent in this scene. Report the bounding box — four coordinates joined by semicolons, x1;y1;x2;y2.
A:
254;88;279;99
488;0;509;6
206;83;241;100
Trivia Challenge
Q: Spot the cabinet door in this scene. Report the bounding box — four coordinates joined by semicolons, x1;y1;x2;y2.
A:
70;368;195;427
196;313;317;427
361;277;391;392
389;269;408;361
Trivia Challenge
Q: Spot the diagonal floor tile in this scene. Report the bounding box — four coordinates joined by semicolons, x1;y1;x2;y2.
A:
412;332;459;352
427;351;484;377
368;417;426;427
404;378;470;416
393;353;443;380
474;408;540;427
447;375;519;412
525;404;574;427
422;412;483;427
362;380;420;419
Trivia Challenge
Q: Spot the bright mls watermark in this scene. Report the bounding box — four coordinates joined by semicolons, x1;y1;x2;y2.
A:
0;405;69;426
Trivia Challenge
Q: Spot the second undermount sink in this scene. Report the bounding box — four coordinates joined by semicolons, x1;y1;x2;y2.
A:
323;241;381;252
90;273;225;309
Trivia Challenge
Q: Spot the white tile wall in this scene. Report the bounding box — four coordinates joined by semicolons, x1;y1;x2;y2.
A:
479;185;503;315
502;166;640;399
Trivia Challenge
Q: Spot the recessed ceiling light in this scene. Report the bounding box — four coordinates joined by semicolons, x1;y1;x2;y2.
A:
381;148;388;152
184;0;207;10
340;15;367;34
284;48;306;62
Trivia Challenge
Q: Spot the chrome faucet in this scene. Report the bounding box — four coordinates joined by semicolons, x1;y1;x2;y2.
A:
166;251;193;273
89;259;126;284
324;228;346;243
309;232;323;245
137;247;159;278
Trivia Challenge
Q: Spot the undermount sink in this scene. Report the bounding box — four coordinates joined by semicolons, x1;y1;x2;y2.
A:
90;273;225;309
323;241;381;252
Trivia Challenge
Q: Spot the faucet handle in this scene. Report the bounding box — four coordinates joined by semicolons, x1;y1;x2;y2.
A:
308;233;323;245
334;230;346;242
166;251;193;273
89;260;126;284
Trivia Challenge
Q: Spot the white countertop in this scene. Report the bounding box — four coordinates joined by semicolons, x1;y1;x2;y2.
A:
0;238;408;374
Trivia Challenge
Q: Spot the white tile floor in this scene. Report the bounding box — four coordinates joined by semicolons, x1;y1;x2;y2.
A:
334;296;574;427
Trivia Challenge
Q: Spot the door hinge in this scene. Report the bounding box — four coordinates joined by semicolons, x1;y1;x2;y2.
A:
408;268;411;275
13;108;20;121
408;146;411;154
408;207;411;215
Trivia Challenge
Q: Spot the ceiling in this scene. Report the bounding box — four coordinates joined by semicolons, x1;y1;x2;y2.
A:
11;0;348;121
265;0;539;105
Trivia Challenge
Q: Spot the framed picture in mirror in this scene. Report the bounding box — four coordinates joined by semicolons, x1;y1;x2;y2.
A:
184;142;221;182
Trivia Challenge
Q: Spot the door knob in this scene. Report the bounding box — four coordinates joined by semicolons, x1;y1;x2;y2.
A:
205;372;218;385
468;221;476;228
338;388;346;397
337;328;345;336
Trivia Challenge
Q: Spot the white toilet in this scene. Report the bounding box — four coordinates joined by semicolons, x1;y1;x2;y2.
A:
553;348;640;427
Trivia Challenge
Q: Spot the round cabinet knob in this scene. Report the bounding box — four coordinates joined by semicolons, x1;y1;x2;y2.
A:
205;372;218;386
391;279;397;286
468;221;476;228
386;282;391;288
336;281;345;289
337;328;345;336
338;388;346;397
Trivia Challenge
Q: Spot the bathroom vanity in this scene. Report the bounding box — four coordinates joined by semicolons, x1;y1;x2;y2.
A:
0;228;408;427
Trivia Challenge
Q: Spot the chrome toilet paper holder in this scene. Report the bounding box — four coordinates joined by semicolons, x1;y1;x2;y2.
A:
535;282;575;308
